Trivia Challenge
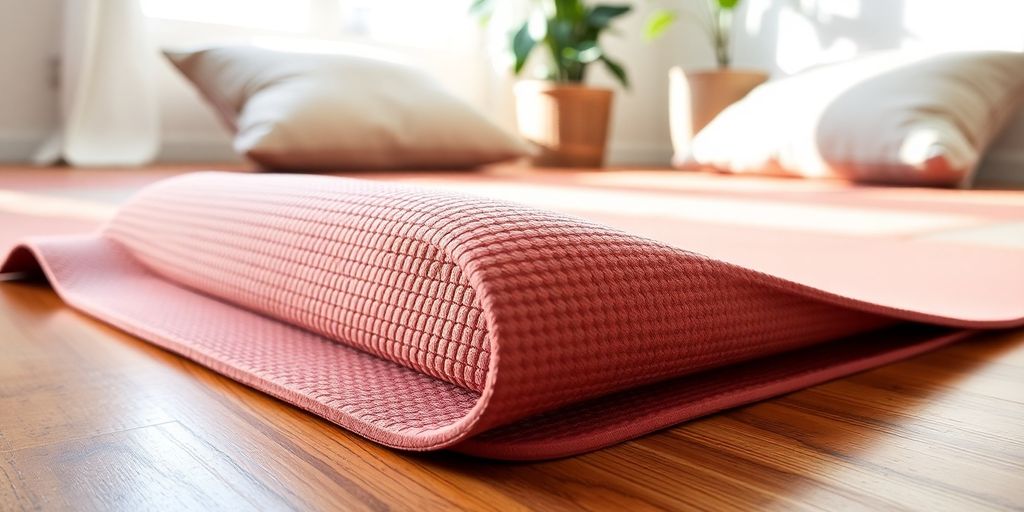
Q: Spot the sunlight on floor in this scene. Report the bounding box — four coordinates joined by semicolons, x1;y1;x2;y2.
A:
0;189;117;221
406;180;990;237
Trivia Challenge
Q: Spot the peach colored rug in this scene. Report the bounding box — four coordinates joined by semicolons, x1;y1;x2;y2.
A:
3;170;1023;459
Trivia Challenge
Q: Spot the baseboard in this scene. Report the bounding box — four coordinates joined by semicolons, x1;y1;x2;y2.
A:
156;137;242;163
607;143;673;167
5;132;671;168
975;151;1024;187
163;139;677;168
0;133;48;163
0;133;242;165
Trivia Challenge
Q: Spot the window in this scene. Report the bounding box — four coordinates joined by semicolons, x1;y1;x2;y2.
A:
141;0;478;48
141;0;496;112
141;0;314;33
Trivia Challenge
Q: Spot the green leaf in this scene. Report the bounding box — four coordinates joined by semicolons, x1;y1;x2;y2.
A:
547;18;574;47
554;0;586;21
468;0;495;25
644;9;677;40
546;18;573;81
511;22;536;74
562;40;602;64
587;4;632;28
468;0;492;16
600;55;629;88
717;0;741;10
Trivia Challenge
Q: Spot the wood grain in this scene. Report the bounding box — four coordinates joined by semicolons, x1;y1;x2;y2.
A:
1;167;1023;511
2;272;1023;511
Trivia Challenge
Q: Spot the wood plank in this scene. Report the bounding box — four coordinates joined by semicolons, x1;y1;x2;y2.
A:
1;280;1022;510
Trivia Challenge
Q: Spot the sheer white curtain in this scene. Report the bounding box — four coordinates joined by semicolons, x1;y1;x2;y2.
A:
36;0;160;166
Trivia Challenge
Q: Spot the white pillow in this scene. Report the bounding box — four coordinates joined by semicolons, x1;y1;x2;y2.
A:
166;46;531;171
684;51;1024;187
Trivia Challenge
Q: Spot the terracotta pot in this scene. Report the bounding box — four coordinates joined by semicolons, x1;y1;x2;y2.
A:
669;68;768;163
514;81;614;168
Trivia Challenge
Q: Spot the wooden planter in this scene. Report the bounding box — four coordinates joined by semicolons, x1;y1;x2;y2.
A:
514;81;614;168
669;67;768;166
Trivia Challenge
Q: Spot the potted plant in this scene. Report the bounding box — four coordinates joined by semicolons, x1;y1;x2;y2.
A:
472;0;633;167
647;0;768;163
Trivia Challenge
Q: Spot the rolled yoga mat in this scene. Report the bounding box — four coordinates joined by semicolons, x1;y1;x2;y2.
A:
3;172;1023;460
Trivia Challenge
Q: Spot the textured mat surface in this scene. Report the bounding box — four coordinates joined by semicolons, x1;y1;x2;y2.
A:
3;172;1022;459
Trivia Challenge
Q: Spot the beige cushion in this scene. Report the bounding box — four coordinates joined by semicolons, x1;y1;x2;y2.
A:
685;51;1024;187
165;46;531;171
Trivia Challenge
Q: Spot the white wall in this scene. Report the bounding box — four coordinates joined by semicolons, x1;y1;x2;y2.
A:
533;0;1024;171
593;3;678;165
1;0;1023;180
0;0;698;167
147;0;497;163
0;0;61;162
149;2;686;167
733;0;1024;75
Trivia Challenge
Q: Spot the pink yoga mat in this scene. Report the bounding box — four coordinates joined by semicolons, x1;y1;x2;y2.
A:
3;172;1022;459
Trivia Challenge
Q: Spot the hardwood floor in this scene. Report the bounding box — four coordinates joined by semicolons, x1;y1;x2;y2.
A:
1;167;1023;510
2;278;1022;511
